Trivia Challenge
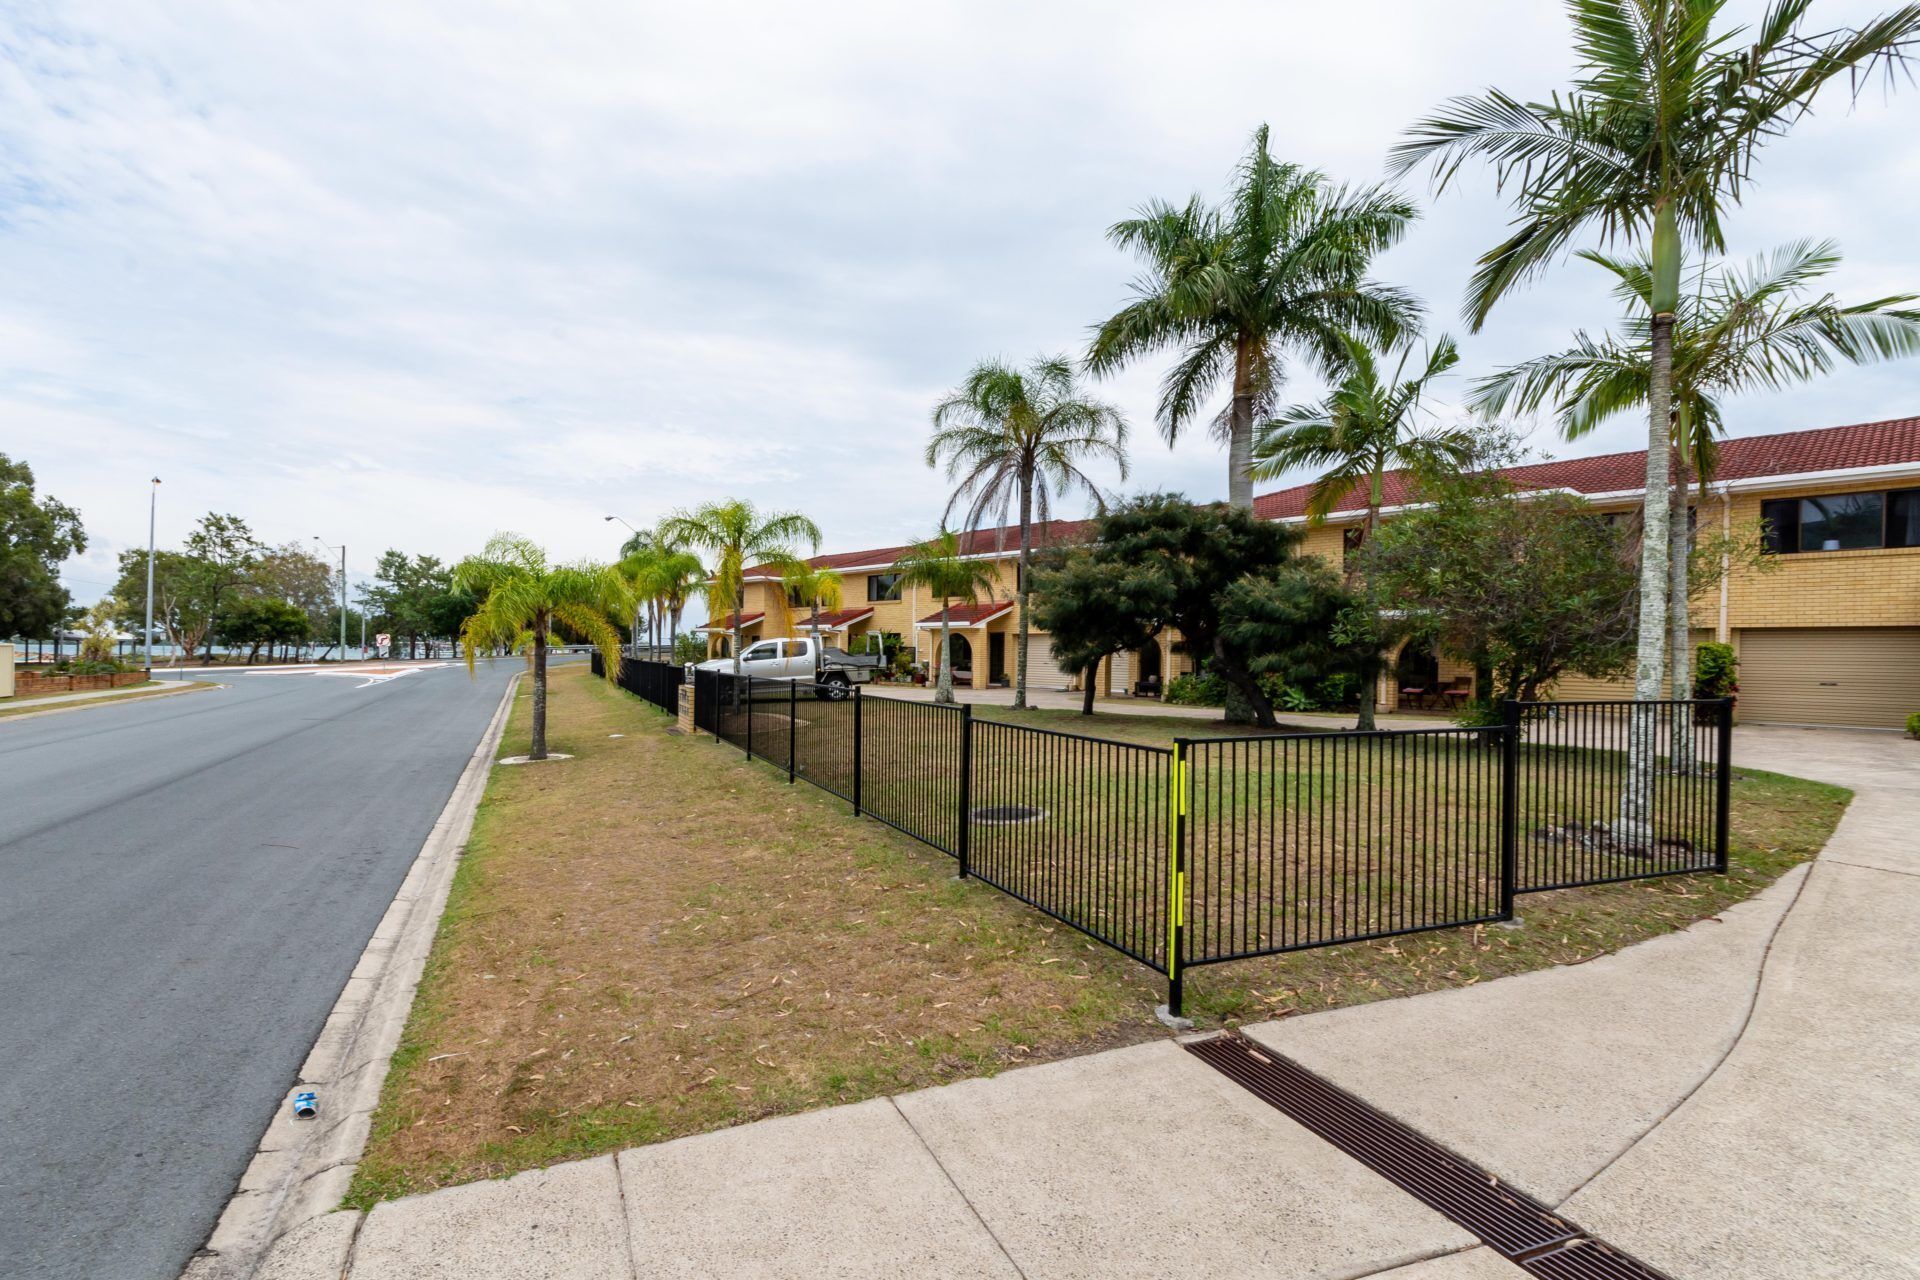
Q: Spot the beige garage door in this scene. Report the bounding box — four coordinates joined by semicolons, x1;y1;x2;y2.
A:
1738;628;1920;729
1018;632;1078;691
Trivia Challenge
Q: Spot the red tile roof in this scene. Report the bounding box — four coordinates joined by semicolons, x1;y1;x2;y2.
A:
915;601;1015;627
1252;416;1920;521
693;611;763;632
796;607;874;629
744;520;1092;578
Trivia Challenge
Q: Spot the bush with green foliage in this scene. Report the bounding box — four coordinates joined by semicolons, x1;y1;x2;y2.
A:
1693;642;1738;700
1164;671;1228;706
672;632;706;665
1907;712;1920;741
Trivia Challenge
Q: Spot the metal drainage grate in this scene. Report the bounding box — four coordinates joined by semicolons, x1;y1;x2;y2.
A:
968;804;1046;825
1184;1034;1672;1279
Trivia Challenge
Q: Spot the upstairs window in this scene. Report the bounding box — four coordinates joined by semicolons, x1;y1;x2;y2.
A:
1342;526;1365;567
867;573;903;602
1763;488;1920;553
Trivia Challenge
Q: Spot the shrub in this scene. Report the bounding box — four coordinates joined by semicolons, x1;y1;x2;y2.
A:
1165;671;1228;706
1694;642;1738;700
1907;712;1920;741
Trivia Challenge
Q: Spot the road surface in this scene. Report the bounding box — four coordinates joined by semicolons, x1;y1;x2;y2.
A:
0;660;521;1280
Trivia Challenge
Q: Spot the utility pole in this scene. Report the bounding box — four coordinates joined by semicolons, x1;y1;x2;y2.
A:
314;537;348;662
145;477;160;671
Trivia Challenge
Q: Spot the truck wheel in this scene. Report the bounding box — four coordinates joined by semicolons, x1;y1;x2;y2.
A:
817;672;851;701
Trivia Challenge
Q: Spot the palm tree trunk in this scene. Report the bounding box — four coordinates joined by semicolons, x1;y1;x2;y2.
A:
1668;454;1697;771
530;618;549;761
935;613;954;704
1622;312;1675;840
1354;499;1379;733
1228;333;1255;510
1014;472;1033;710
730;587;744;679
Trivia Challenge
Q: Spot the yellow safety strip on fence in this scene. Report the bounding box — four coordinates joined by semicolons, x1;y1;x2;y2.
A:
1168;753;1187;971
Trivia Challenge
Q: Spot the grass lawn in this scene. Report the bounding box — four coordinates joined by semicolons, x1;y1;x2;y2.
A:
348;665;1848;1205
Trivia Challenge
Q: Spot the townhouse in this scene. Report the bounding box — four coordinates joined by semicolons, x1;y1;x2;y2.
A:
701;415;1920;729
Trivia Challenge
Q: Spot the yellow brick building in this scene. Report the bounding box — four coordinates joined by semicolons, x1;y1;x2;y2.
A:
704;416;1920;728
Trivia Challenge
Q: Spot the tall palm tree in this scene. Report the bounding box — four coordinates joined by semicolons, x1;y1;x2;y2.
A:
783;562;844;639
1087;125;1420;510
928;355;1130;710
660;499;821;674
622;540;705;657
1473;239;1920;711
1250;334;1473;729
454;533;630;762
891;530;1001;705
1391;0;1920;765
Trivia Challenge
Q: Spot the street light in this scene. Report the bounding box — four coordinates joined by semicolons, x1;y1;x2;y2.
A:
144;478;160;672
313;537;348;662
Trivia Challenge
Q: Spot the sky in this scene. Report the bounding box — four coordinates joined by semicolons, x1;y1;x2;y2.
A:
3;0;1917;619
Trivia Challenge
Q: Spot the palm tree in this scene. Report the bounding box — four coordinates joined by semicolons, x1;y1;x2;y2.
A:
1390;0;1920;787
454;533;630;762
783;562;844;639
659;499;820;674
1250;334;1472;729
622;539;705;658
1087;124;1420;510
1472;239;1920;711
891;530;1001;705
928;355;1130;711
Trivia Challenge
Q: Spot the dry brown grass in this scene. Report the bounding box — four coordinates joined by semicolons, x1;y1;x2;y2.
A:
348;664;1847;1204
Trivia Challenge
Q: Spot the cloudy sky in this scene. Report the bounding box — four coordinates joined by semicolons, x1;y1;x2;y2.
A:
4;0;1916;615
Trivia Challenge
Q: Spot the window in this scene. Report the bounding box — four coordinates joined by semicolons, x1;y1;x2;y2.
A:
741;642;776;662
786;586;806;607
1798;491;1883;551
1891;490;1920;549
1342;527;1365;567
867;573;903;602
780;640;810;658
1762;487;1920;553
1760;498;1799;554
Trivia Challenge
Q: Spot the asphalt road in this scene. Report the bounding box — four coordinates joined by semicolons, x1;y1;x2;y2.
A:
0;660;520;1280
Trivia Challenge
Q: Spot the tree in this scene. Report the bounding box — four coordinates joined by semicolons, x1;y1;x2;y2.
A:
453;534;630;762
1218;560;1375;707
0;454;86;639
1087;125;1420;509
890;530;1001;705
113;549;210;661
1392;0;1920;828
1028;545;1161;715
252;543;340;643
184;514;263;649
1057;495;1309;728
1250;333;1473;728
782;563;844;639
659;500;820;675
621;536;706;656
359;552;456;657
77;597;120;665
218;597;312;663
1360;480;1639;709
928;355;1129;711
1472;239;1920;707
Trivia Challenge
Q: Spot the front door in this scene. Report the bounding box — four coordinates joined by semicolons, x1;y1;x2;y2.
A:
989;633;1006;684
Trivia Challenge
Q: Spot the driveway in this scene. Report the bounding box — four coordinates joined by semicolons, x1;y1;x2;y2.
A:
0;660;517;1280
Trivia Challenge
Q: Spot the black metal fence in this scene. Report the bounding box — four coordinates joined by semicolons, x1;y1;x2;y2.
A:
617;667;1734;1014
591;652;683;715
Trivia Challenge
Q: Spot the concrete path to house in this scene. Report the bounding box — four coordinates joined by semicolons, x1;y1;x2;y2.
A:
258;725;1919;1280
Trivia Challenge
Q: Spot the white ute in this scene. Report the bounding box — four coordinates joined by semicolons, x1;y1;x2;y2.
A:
691;636;883;701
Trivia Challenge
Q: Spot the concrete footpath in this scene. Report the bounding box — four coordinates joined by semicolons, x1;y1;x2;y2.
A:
256;727;1919;1280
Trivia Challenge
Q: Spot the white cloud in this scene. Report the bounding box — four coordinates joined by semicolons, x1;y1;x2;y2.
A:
3;0;1915;620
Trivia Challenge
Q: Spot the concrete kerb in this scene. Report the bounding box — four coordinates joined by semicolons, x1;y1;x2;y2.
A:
0;679;219;723
183;670;521;1280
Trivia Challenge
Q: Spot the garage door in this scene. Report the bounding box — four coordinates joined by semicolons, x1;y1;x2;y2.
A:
1737;627;1920;729
1019;632;1077;691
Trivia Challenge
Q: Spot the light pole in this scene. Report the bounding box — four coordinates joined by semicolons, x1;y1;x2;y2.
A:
314;537;347;662
145;477;160;672
606;515;646;654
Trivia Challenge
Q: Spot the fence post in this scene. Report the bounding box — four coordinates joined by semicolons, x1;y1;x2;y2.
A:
1499;700;1520;922
1714;696;1734;873
1167;738;1189;1018
852;685;863;817
744;677;753;760
788;678;797;783
956;704;973;878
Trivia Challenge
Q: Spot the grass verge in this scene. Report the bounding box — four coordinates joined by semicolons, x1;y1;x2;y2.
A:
347;666;1847;1204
